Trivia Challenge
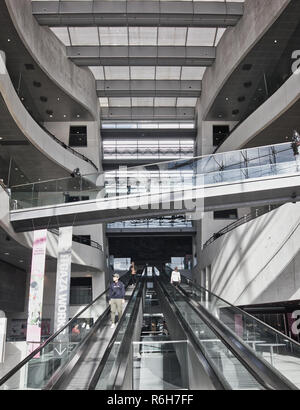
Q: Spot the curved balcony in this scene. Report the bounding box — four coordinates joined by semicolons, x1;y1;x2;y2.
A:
0;184;104;272
5;0;98;121
217;71;300;153
0;51;98;179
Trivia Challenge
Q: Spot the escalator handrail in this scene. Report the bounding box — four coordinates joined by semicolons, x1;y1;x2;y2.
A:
88;278;144;390
174;269;300;348
44;271;133;390
112;280;145;390
154;277;231;390
161;272;297;390
0;271;131;387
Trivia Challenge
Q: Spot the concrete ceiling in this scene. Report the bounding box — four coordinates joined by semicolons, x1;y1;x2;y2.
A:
31;0;245;122
32;1;244;28
206;0;300;125
0;2;94;123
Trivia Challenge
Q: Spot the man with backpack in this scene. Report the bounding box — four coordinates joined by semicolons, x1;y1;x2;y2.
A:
109;274;125;329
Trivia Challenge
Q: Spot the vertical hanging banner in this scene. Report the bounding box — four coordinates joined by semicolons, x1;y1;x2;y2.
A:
53;227;73;357
26;230;47;354
0;317;7;363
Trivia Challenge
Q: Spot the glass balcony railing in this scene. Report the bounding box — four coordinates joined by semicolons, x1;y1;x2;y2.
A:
172;272;300;389
9;141;300;211
107;216;193;230
158;277;264;390
0;273;131;390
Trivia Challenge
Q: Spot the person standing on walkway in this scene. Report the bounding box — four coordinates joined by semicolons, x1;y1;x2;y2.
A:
130;261;137;287
109;274;125;329
171;267;181;287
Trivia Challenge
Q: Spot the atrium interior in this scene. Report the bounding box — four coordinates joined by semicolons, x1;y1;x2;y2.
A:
0;0;300;391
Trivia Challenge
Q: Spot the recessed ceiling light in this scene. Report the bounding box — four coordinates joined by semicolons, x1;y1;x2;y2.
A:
274;40;278;43
19;260;24;263
4;252;9;256
7;39;11;42
77;115;80;118
57;97;60;101
0;137;3;140
63;115;67;118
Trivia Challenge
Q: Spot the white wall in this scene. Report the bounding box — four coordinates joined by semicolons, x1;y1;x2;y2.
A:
197;202;300;306
195;119;250;247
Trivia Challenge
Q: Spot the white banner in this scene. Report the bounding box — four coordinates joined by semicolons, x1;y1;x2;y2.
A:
0;318;7;363
26;230;47;354
53;227;73;356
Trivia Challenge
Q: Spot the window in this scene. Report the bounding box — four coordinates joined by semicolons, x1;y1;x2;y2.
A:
214;209;238;220
73;235;91;246
69;126;87;147
65;195;89;203
213;125;230;147
70;277;92;305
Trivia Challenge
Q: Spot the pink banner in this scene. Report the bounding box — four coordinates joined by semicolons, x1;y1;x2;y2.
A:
26;230;47;355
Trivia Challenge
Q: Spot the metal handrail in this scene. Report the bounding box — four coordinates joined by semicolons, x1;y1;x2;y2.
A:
38;122;98;171
49;228;103;251
154;276;230;390
160;272;297;390
0;272;131;387
9;141;295;190
169;268;300;349
88;278;144;390
203;205;281;249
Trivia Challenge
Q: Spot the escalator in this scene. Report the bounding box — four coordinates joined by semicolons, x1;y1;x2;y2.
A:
87;270;300;390
0;270;134;390
162;267;300;390
1;269;299;390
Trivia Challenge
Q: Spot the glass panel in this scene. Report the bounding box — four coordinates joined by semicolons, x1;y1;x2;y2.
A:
161;279;264;390
9;142;299;211
179;277;300;389
133;341;188;390
93;282;142;390
0;287;113;390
